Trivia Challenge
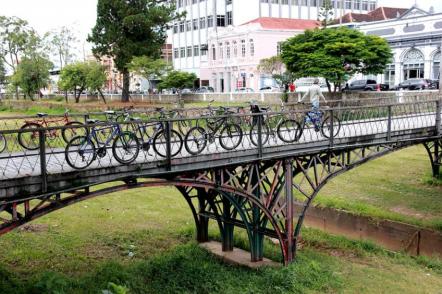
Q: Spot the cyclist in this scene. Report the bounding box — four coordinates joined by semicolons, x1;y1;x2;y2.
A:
299;78;327;131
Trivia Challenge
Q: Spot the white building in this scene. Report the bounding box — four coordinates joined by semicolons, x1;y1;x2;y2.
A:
343;6;442;87
171;0;378;85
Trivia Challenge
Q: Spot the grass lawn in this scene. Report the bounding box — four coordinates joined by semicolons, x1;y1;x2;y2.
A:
0;185;441;293
317;145;442;231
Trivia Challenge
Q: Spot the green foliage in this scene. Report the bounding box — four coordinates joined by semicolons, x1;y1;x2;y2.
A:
88;0;181;101
281;27;393;92
318;0;334;28
45;26;78;69
0;59;6;85
129;56;171;91
158;70;197;98
11;55;52;99
257;56;285;76
58;61;106;103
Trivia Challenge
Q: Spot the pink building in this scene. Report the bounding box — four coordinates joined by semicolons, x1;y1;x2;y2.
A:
201;17;319;92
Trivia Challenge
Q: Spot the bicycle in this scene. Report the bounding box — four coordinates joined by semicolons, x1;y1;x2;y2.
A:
278;102;341;142
117;107;184;158
184;102;243;155
65;118;140;170
18;110;87;150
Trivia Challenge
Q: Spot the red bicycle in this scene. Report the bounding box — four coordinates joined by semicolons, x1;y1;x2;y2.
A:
18;110;88;150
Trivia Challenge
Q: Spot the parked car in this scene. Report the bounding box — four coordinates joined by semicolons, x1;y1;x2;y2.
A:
345;79;389;91
429;79;439;90
259;86;282;92
195;86;215;93
181;88;194;94
235;87;254;93
396;79;433;90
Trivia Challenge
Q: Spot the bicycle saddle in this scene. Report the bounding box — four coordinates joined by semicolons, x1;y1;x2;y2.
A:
86;119;100;124
105;110;116;115
37;113;48;117
129;117;142;122
155;107;165;112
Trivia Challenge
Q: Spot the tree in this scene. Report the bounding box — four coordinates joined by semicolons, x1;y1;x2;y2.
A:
88;0;181;102
58;61;107;103
0;16;42;99
258;56;294;102
129;56;171;93
280;27;393;92
0;60;6;86
11;55;52;100
158;70;196;101
318;0;334;28
86;62;108;104
45;26;78;69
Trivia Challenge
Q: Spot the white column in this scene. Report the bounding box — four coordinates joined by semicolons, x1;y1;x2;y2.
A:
395;62;402;85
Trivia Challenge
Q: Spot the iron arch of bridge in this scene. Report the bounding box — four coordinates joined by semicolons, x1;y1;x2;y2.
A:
0;140;440;265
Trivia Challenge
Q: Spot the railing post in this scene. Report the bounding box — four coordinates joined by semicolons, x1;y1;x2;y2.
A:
329;109;334;148
436;100;441;136
165;120;172;171
387;105;392;141
257;114;263;158
39;129;47;193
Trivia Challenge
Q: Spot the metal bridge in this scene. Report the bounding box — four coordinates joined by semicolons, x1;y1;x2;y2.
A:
0;94;441;265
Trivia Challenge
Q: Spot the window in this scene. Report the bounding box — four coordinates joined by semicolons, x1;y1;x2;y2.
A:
207;15;213;27
369;1;376;11
192;0;198;3
362;1;368;10
173;48;179;59
355;0;361;10
272;0;279;3
249;39;254;57
211;44;216;60
173;24;178;34
226;0;232;4
218;43;223;59
261;0;269;3
193;19;198;30
226;11;232;26
217;15;225;27
241;39;246;57
187;46;192;57
180;47;185;58
301;0;307;6
179;22;185;32
281;0;289;4
193;45;200;57
345;0;351;9
277;42;283;55
233;41;238;57
225;42;231;59
186;20;192;31
201;44;207;56
200;17;206;29
310;0;317;5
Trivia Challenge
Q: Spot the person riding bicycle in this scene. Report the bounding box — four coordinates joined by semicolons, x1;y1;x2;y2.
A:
299;78;327;131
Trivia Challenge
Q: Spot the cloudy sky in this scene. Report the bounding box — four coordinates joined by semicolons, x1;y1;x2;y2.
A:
1;0;441;58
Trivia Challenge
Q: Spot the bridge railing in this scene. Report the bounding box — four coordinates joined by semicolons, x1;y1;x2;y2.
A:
0;98;440;190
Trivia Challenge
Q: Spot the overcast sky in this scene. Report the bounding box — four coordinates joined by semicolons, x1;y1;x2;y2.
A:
0;0;441;58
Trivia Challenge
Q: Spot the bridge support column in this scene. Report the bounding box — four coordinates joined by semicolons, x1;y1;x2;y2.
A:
250;170;264;262
196;189;209;243
221;196;234;252
284;159;295;264
424;140;442;178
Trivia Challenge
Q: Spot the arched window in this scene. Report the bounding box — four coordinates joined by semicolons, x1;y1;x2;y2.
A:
233;41;238;57
226;42;231;59
403;49;424;80
218;43;223;59
241;39;246;57
432;51;440;80
249;39;254;57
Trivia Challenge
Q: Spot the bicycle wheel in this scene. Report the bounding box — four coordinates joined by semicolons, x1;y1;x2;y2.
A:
62;121;89;144
249;122;270;146
0;134;6;153
18;123;41;150
184;126;207;155
321;115;341;138
153;129;183;158
219;123;243;150
112;131;140;165
277;119;302;143
65;136;96;169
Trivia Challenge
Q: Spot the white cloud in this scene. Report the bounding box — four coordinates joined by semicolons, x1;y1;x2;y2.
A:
377;0;442;12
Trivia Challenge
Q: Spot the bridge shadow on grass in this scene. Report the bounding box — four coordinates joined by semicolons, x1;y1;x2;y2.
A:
0;243;342;294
